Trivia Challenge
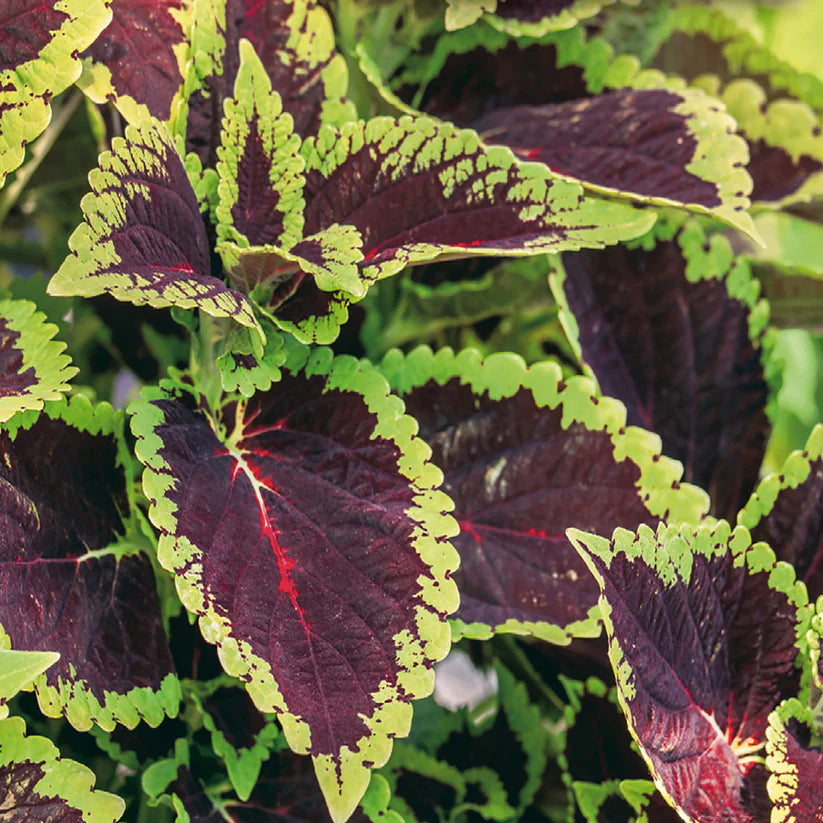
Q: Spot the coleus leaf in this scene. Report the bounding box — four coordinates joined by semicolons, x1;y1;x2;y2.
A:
0;648;59;720
557;676;650;823
214;39;305;252
215;318;287;398
0;716;125;822
568;520;811;823
642;3;823;114
738;425;823;602
375;24;756;236
218;113;654;345
78;0;194;122
472;86;755;234
131;346;460;821
91;715;188;772
696;78;823;205
181;0;355;171
380;345;708;643
144;738;402;823
47;112;264;353
551;220;774;522
0;0;111;186
765;698;823;822
0;297;77;423
379;741;467;823
0;396;180;731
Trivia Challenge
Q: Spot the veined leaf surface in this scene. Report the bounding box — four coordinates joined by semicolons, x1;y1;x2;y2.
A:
380;346;708;643
131;347;460;821
219;114;654;345
79;0;193;122
569;521;809;823
552;220;773;521
182;0;355;170
375;23;755;235
47;113;263;351
473;87;753;231
0;397;179;731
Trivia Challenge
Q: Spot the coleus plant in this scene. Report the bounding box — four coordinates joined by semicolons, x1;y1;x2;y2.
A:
1;0;823;821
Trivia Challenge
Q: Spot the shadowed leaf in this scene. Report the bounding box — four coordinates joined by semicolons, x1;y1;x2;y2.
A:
0;397;180;732
552;221;773;521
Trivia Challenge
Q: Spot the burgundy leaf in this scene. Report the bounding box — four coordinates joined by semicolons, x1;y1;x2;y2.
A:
0;399;178;731
555;224;770;521
82;0;188;120
0;1;70;73
474;89;721;208
186;0;350;168
133;352;458;817
570;522;807;823
48;115;262;344
765;699;823;823
747;139;823;203
404;40;590;127
383;347;707;642
741;426;823;602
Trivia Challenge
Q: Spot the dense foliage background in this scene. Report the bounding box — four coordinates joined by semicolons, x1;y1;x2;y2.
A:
2;0;823;821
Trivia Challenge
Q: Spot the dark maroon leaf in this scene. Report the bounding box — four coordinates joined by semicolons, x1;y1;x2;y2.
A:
748;139;823;203
405;40;590;127
765;699;823;823
555;223;770;521
741;426;823;602
186;0;352;168
133;351;458;817
82;0;188;120
570;522;807;823
383;347;707;641
0;398;178;731
473;89;720;207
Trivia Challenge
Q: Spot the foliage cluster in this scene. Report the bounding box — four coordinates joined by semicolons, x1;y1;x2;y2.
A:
1;0;823;821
